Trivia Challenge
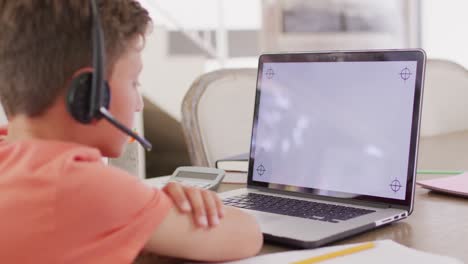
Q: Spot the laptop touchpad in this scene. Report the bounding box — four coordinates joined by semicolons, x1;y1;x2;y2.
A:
246;209;284;224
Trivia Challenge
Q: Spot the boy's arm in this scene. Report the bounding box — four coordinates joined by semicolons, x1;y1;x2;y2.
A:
59;159;261;262
144;205;263;262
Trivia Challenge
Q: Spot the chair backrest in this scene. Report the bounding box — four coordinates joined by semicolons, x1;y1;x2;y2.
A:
181;69;257;167
421;59;468;137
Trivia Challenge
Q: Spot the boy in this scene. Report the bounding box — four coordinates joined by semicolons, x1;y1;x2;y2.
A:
0;1;262;263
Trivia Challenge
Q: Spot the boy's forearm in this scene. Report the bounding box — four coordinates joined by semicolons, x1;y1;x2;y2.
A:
188;206;263;261
144;206;263;262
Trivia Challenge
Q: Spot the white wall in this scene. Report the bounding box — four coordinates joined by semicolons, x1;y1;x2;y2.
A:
138;1;262;119
140;26;206;120
423;1;468;68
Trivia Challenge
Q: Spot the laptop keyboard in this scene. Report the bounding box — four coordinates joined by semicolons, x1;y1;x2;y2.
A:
223;193;375;223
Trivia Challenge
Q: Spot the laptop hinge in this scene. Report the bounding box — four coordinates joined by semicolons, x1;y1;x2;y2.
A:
249;186;394;209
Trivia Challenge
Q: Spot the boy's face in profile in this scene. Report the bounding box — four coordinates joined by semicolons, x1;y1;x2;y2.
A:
97;40;144;157
0;1;152;159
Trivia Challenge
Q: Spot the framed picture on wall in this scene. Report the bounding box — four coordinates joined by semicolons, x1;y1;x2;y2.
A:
261;0;420;52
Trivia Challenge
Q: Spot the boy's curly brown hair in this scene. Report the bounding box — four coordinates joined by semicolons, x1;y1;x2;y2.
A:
0;0;151;117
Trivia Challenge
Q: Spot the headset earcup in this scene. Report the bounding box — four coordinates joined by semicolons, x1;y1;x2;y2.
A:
66;72;111;124
102;81;111;110
67;72;93;124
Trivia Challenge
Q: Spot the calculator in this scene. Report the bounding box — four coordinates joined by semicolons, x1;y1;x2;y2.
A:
146;167;226;191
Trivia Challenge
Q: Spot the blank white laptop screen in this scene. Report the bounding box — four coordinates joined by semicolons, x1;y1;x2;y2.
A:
252;61;418;200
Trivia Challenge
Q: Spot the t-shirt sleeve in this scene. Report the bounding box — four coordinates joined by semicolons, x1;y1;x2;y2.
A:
56;153;173;263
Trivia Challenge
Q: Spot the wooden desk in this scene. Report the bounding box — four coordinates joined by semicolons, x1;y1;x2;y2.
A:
137;131;468;263
218;131;468;262
218;181;468;261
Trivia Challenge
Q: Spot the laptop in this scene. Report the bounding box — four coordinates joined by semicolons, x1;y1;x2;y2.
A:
219;49;426;248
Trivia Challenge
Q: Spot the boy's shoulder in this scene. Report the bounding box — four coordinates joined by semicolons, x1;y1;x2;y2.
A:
0;136;173;263
0;138;102;167
0;137;109;188
0;125;100;159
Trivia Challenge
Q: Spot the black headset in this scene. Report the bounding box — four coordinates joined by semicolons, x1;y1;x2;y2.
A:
66;0;152;151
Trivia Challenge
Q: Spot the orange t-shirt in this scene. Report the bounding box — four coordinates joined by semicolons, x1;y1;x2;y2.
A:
0;128;173;263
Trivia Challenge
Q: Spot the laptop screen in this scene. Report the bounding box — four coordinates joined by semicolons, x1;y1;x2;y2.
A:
249;51;425;206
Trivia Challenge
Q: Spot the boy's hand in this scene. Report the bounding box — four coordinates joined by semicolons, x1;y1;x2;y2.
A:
162;182;225;228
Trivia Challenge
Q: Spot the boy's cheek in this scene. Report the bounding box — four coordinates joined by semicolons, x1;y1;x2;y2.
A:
135;94;144;112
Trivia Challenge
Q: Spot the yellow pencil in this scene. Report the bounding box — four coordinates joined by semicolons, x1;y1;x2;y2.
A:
291;242;375;264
